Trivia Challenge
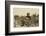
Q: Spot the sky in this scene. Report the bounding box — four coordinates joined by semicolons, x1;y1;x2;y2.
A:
13;8;39;16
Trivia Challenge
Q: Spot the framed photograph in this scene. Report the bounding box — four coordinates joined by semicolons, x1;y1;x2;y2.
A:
5;1;45;35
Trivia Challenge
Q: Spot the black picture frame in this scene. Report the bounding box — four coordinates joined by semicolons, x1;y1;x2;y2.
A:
5;1;45;35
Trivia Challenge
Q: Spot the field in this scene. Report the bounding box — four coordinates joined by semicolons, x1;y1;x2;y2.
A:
14;13;39;27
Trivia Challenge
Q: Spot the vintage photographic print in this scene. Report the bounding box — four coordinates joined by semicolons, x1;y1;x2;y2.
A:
9;5;43;33
14;8;39;27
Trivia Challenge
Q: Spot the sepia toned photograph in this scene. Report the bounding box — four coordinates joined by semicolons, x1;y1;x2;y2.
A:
9;4;43;33
14;8;39;27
